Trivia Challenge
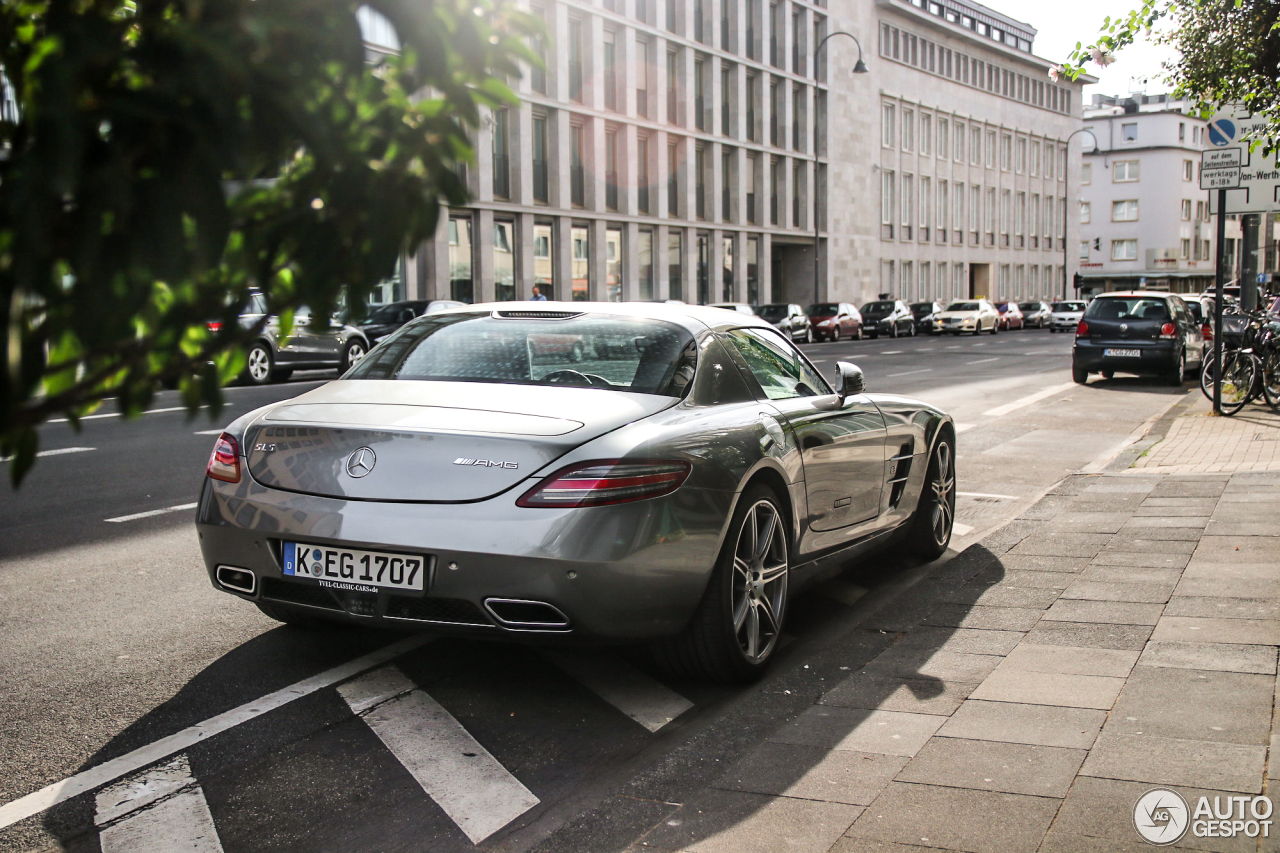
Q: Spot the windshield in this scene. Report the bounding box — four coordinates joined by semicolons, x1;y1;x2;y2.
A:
755;304;789;321
1018;302;1040;312
862;301;894;315
1051;302;1086;312
1083;297;1171;322
808;303;840;315
946;302;980;312
910;303;934;317
347;312;697;395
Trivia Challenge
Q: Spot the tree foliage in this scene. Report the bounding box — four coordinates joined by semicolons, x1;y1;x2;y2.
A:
1062;0;1280;143
0;0;536;484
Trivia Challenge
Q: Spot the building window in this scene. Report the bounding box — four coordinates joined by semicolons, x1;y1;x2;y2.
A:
881;170;895;228
534;222;553;297
667;0;678;31
1016;137;1026;173
491;108;510;199
721;0;732;51
770;80;780;146
938;118;949;159
694;0;705;41
603;31;618;111
902;108;914;152
1079;240;1089;260
793;160;802;226
532;114;549;203
902;173;914;238
793;85;803;151
721;149;733;220
1081;162;1091;185
571;225;590;300
882;102;896;148
721;235;733;300
606;129;620;211
1044;142;1054;179
637;0;649;23
494;221;516;301
921;113;932;156
668;231;683;301
999;189;1010;244
1000;133;1011;170
530;7;548;94
697;232;710;303
1181;199;1192;220
568;20;583;102
668;141;680;216
1202;239;1210;259
1113;160;1140;182
1181;238;1191;259
721;65;731;135
1112;239;1138;261
696;145;707;219
606;228;623;301
920;176;931;237
1122;122;1137;142
636;38;649;116
970;125;981;165
1031;139;1040;175
1112;199;1138;221
792;9;803;75
986;129;996;168
747;236;760;303
638;229;654;300
695;58;707;130
667;50;680;124
938;179;948;232
954;121;965;161
770;158;781;225
638;136;650;214
570;123;586;207
746;74;757;142
770;1;781;66
985;186;995;238
1183;159;1194;181
449;216;473;303
1080;201;1090;224
747;154;759;223
1015;191;1025;245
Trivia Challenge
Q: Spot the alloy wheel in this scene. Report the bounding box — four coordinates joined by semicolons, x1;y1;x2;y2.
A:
247;345;271;383
927;441;956;548
345;342;367;370
730;500;788;664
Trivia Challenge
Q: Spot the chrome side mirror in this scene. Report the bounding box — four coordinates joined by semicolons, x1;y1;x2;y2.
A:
836;362;864;401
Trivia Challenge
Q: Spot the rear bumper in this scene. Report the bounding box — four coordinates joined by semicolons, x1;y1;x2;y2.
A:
196;476;732;641
1073;340;1180;374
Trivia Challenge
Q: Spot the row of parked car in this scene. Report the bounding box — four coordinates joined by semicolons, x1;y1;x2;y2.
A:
711;299;1092;342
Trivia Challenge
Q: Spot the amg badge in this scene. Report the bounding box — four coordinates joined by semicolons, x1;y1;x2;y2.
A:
454;457;519;469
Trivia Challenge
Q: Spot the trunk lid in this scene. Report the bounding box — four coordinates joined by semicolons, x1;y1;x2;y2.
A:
244;380;676;502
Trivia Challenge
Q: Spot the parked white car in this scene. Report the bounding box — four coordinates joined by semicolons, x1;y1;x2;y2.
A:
1048;300;1088;333
933;299;1000;335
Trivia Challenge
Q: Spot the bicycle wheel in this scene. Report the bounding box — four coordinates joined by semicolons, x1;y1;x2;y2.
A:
1262;349;1280;409
1201;352;1219;402
1218;350;1259;416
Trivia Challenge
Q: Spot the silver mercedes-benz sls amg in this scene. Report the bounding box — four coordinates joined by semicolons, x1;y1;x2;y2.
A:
197;302;955;681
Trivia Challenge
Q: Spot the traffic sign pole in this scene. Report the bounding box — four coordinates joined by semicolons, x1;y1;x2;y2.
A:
1214;187;1226;415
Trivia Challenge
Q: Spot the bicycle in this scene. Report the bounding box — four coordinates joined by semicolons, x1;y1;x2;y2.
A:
1200;309;1280;415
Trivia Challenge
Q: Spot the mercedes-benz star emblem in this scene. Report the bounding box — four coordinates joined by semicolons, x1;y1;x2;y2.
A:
345;447;377;478
1120;323;1129;332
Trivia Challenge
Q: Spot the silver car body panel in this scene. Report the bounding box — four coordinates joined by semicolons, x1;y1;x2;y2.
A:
197;302;952;640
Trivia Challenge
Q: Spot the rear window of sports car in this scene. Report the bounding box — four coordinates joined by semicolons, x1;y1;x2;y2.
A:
345;311;697;396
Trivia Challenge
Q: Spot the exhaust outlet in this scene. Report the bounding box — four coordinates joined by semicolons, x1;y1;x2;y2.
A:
216;565;256;595
483;598;570;630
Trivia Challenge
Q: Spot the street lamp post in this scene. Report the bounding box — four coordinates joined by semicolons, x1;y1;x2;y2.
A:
812;32;868;309
1063;127;1099;300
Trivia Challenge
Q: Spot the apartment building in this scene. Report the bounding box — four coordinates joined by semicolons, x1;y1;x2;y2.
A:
379;0;1087;307
1077;93;1217;296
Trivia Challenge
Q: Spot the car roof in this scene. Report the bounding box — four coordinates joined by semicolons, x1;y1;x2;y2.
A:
1095;291;1179;299
430;300;774;334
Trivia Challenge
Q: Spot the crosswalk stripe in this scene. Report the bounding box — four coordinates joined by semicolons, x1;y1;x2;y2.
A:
339;666;540;845
544;650;693;733
96;755;223;853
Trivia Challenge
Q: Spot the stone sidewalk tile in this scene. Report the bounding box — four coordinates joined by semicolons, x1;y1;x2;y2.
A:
1088;550;1192;569
1141;496;1220;508
1079;565;1183;585
1151;616;1280;646
1138;641;1278;675
1039;516;1129;535
938;700;1106;750
1079;732;1266;793
714;743;908;807
1050;776;1270;853
1024;620;1154;651
1191;536;1280;560
819;676;977;717
1103;666;1274;745
1008;533;1111;558
772;707;945;757
921;604;1044;632
939;583;1060;609
638;789;862;853
974;568;1077;590
1102;536;1199;555
857;646;1004;684
888;626;1025;657
997;555;1091;573
829;841;957;853
993;643;1139;679
1060;579;1176;604
1109;527;1205;541
1081;479;1159;494
1041;599;1165;625
1203;522;1280;537
1165;595;1280;619
1122;515;1211;529
1037;832;1203;853
1173;575;1280;601
1134;504;1220;516
843;782;1061;853
894;737;1087;797
968;669;1125;710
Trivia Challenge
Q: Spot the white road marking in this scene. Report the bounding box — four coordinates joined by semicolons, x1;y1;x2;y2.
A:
955;423;976;433
49;406;192;424
957;491;1018;500
888;369;932;377
544;650;693;733
105;503;199;523
339;667;540;845
880;350;903;355
0;635;432;830
981;382;1077;418
952;522;975;536
0;446;95;462
96;755;223;853
967;357;999;365
946;345;962;350
194;429;224;436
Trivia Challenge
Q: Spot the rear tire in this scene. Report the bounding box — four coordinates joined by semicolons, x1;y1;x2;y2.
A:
255;601;331;628
652;485;789;683
830;327;841;343
1073;364;1089;384
907;432;956;561
1167;349;1186;387
244;342;275;386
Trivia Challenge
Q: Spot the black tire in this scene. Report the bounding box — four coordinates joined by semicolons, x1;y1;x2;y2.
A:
990;321;998;335
255;601;331;628
830;326;840;343
342;339;368;372
1219;350;1258;415
854;326;863;340
1050;327;1057;334
1167;349;1186;387
907;432;956;561
890;323;899;339
244;342;275;385
1072;364;1089;384
652;485;789;683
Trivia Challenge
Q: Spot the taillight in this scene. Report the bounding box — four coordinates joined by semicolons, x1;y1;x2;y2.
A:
1160;322;1177;339
1202;322;1213;342
517;459;692;508
206;321;222;333
1076;321;1089;337
206;433;240;483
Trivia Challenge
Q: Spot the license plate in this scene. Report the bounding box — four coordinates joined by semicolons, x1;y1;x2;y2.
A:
282;542;429;594
1103;348;1142;358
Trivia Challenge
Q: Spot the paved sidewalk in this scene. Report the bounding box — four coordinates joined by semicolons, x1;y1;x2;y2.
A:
619;403;1280;853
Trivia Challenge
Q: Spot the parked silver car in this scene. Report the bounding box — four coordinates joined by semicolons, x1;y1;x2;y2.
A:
231;290;371;384
198;303;955;681
1048;300;1088;333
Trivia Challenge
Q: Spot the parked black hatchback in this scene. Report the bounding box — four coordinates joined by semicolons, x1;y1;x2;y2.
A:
1072;291;1205;386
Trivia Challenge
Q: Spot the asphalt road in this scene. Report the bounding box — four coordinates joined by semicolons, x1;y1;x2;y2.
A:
0;328;1196;853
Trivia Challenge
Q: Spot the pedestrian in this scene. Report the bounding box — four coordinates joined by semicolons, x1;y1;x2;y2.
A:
530;284;548;301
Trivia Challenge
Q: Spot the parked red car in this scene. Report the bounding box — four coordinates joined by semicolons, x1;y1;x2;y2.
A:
806;302;863;342
996;302;1024;330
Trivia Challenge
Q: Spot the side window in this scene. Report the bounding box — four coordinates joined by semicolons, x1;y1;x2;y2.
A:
724;328;831;400
250;294;268;315
689;336;754;406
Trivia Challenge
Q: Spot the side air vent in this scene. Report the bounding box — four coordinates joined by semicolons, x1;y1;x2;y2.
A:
493;310;583;320
887;442;915;509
